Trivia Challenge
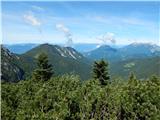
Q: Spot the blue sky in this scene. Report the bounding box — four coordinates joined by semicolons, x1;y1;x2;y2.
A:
2;1;159;45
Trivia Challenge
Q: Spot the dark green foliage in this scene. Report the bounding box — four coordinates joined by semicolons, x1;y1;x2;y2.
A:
1;74;160;119
32;53;53;81
65;99;80;120
1;46;24;82
93;59;110;85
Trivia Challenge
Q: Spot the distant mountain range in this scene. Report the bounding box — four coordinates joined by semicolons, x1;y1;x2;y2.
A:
84;45;119;61
4;43;123;54
4;43;99;54
2;43;160;82
4;44;38;54
85;43;160;61
118;43;160;59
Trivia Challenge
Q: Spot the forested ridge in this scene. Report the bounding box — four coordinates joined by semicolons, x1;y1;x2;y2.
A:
2;53;160;120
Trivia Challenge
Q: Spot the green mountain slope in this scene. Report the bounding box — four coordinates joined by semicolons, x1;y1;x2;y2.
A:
1;46;24;82
110;56;160;79
21;43;92;80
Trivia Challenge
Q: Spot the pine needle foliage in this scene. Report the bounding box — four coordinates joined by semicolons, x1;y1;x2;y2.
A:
93;59;110;85
32;53;53;81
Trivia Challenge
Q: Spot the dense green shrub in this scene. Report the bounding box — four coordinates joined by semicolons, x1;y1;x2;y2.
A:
1;75;160;120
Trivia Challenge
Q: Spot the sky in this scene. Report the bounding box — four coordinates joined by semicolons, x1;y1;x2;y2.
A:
1;1;160;45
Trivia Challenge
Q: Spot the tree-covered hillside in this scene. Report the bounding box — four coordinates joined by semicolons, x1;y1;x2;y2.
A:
1;46;24;82
110;56;160;79
2;55;160;119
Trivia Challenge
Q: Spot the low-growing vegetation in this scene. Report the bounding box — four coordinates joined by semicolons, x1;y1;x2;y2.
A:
2;74;160;120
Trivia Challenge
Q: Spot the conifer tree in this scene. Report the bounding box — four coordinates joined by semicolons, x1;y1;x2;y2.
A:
93;59;110;85
32;53;53;81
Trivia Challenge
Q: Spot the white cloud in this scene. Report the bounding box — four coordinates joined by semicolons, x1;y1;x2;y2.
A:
56;23;73;47
23;14;41;26
23;12;43;34
97;32;116;45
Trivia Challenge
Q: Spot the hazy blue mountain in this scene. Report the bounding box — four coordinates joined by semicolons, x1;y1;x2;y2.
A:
118;43;160;60
72;43;98;52
4;43;123;54
72;43;124;52
4;43;98;54
4;43;38;54
85;43;160;61
84;45;119;61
